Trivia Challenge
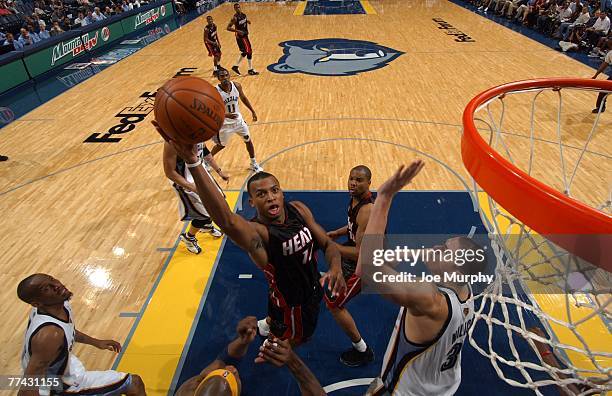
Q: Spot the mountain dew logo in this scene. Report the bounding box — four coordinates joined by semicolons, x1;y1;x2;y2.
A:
101;27;110;42
135;8;161;28
51;31;99;66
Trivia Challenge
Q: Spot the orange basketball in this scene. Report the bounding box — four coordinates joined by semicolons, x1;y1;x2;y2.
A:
154;76;225;143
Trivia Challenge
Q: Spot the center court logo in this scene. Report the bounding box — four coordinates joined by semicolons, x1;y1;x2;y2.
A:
268;38;403;76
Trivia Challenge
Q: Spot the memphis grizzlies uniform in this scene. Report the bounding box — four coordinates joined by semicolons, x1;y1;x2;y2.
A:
21;301;133;395
173;142;224;222
213;82;251;147
371;286;474;396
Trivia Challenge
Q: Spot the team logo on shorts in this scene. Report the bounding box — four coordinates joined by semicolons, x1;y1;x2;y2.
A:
0;107;15;124
101;27;110;42
267;38;403;76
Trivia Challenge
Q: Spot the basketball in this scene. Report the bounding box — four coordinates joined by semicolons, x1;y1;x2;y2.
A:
154;76;225;143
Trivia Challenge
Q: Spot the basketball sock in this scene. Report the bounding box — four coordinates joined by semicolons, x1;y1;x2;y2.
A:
250;157;257;164
247;58;253;70
187;232;197;239
352;338;367;352
214;64;218;71
235;55;244;67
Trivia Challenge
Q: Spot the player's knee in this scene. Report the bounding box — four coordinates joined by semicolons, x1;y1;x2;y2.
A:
191;218;211;229
127;374;145;395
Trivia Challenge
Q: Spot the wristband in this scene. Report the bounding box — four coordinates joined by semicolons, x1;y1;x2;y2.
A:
186;159;202;168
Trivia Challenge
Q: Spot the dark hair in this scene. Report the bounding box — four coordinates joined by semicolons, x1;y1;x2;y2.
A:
246;171;276;196
351;165;372;181
17;274;41;304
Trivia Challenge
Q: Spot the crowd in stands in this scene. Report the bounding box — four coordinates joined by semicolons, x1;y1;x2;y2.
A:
464;0;611;59
0;0;153;53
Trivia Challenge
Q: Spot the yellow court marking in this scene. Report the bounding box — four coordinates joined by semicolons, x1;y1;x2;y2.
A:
117;192;240;396
360;0;377;14
293;0;306;15
477;192;611;374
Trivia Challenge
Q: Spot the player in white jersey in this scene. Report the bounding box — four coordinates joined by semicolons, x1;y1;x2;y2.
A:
163;141;227;254
17;273;145;396
357;162;488;396
211;69;263;173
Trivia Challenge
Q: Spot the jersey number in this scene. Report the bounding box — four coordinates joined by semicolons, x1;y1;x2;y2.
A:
302;244;314;265
440;342;462;372
226;104;236;113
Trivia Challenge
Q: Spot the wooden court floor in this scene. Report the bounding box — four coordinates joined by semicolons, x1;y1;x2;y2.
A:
0;0;609;392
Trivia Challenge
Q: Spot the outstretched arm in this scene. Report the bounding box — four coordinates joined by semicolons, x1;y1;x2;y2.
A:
154;122;267;266
163;142;197;192
356;161;441;314
291;201;346;297
236;82;257;121
256;337;326;396
592;59;609;79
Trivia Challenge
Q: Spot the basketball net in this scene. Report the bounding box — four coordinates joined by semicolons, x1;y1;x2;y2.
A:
462;79;611;395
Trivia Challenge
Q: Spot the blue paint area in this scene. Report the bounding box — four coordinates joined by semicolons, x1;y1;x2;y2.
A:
268;38;403;77
173;191;560;395
449;0;601;70
304;1;366;15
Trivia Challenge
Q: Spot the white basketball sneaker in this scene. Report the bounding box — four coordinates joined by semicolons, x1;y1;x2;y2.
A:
249;161;264;173
180;233;202;254
200;225;223;238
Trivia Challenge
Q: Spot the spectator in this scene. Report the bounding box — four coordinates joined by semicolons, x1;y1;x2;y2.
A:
84;9;94;24
556;5;590;39
18;27;39;46
3;32;24;50
0;1;12;15
113;4;122;14
60;15;71;30
591;40;612;112
0;30;4;41
104;5;112;15
121;0;130;11
133;0;141;7
74;11;85;25
91;6;105;21
50;20;64;36
585;11;610;46
38;21;50;39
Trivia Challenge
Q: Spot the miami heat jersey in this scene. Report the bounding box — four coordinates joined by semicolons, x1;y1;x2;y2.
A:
254;203;321;307
22;301;76;377
347;192;374;246
378;286;474;395
234;12;249;36
204;23;218;45
216;82;242;123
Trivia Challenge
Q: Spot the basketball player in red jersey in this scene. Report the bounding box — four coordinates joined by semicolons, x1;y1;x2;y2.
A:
152;124;347;345
204;15;224;77
326;165;375;367
227;3;258;76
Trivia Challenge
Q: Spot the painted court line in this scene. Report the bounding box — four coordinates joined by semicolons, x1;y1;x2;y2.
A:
119;312;140;318
111;220;188;370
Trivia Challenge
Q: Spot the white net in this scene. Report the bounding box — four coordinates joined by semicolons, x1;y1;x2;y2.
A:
465;81;612;395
